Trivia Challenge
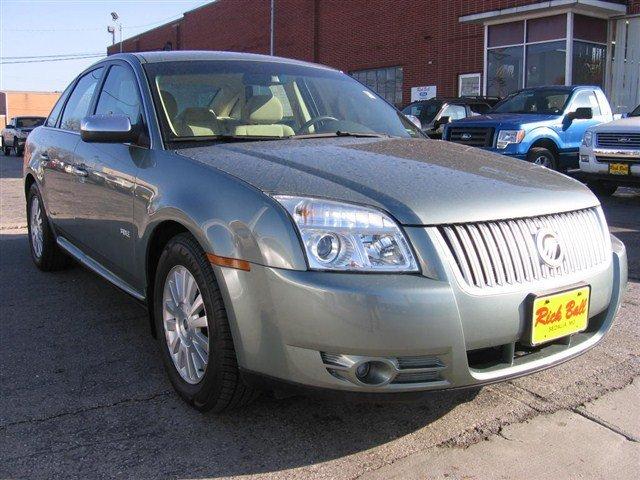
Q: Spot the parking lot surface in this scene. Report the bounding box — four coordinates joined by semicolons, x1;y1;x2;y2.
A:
1;152;639;479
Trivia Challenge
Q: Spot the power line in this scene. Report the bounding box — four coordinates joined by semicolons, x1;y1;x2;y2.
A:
2;52;104;60
1;54;105;65
0;13;183;33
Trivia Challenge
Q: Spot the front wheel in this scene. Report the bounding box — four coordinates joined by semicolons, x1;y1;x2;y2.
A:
527;147;558;171
153;233;259;412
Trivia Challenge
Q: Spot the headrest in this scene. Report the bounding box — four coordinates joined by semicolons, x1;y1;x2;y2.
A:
243;94;284;124
160;90;177;119
181;107;217;124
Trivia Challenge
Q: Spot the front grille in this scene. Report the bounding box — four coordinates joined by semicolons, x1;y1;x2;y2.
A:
447;127;494;147
596;156;640;163
597;132;640;148
438;208;608;289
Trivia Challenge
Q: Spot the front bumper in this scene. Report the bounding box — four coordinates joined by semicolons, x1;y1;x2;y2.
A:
579;146;640;184
216;233;627;397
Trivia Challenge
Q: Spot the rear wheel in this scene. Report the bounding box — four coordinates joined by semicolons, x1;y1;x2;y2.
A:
3;137;11;156
153;233;259;412
587;181;618;197
26;184;69;271
527;147;558;170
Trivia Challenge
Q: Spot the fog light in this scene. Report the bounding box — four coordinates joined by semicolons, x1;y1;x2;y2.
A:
355;362;370;379
580;155;589;163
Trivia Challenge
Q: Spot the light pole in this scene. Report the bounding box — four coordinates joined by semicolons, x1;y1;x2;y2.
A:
270;0;275;56
107;25;115;45
111;12;122;53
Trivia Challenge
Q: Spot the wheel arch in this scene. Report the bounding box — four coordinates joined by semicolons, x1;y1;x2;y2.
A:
24;172;36;196
528;137;560;158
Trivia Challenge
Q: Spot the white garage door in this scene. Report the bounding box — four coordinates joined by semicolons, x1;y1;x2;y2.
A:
608;16;640;114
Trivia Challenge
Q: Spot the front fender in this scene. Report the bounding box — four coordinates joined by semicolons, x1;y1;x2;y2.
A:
135;151;307;281
521;126;562;152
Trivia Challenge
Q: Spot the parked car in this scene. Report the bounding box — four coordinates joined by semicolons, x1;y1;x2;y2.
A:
1;116;45;156
443;86;614;170
402;97;492;138
24;52;626;412
579;105;640;196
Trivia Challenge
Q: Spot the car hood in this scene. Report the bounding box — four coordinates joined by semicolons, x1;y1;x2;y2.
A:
592;116;640;132
452;113;560;128
179;137;598;225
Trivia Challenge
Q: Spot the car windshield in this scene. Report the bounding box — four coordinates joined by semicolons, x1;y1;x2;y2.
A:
144;60;421;142
629;105;640;117
15;117;45;128
491;89;570;115
401;101;442;124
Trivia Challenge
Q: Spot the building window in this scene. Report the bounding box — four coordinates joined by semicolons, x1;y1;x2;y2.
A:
486;14;567;96
485;13;608;96
350;66;403;105
526;41;566;88
487;46;523;97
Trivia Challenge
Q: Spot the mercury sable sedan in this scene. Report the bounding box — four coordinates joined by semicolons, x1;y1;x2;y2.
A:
24;52;627;412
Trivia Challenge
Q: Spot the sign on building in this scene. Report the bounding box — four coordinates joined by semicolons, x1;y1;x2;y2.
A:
410;85;437;102
458;73;481;96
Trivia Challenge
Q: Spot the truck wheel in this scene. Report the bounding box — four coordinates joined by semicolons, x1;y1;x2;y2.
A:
587;181;617;197
527;147;558;170
26;183;69;271
153;233;259;412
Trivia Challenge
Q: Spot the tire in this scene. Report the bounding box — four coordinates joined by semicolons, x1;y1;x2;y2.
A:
153;233;259;412
527;147;558;171
3;137;11;156
587;181;618;197
26;183;69;271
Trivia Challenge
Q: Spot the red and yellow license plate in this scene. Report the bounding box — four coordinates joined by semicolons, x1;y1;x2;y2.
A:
609;163;630;175
530;286;590;346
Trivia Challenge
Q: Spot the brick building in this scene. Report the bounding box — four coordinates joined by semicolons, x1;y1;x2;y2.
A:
108;0;640;112
0;91;61;129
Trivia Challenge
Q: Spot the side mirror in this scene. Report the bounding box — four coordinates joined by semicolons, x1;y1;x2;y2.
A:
80;114;137;143
434;116;451;129
567;107;592;121
7;124;15;129
405;114;422;130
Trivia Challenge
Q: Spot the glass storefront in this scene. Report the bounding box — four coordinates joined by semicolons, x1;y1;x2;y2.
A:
485;13;607;96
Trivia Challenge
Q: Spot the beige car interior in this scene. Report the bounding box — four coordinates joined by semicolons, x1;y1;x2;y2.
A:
156;74;308;138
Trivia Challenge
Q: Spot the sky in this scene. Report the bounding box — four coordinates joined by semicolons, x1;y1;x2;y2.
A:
0;0;210;92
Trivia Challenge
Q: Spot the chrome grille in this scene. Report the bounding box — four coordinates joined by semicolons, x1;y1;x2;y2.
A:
597;132;640;148
438;208;608;289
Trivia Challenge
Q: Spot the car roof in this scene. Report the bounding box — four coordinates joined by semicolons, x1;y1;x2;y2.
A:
407;97;489;105
106;50;336;71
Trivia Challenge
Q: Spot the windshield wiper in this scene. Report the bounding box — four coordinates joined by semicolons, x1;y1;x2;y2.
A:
168;134;290;143
293;131;391;140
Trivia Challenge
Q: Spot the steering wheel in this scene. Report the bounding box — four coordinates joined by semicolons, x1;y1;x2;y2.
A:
296;116;340;134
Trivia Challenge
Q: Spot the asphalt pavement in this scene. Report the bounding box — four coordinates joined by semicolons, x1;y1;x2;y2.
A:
1;151;639;479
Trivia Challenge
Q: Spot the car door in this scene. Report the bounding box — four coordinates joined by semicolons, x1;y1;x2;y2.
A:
40;68;104;236
70;61;150;285
562;90;603;151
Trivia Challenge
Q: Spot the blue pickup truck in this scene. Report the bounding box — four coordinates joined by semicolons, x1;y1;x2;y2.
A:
443;86;613;170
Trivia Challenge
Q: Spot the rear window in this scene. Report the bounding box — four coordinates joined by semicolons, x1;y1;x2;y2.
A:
16;117;45;128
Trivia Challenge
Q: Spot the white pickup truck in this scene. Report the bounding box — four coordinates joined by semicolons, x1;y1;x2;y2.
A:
579;105;640;196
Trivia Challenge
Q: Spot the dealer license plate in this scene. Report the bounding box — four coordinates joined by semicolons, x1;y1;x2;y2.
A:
530;286;590;346
608;163;629;175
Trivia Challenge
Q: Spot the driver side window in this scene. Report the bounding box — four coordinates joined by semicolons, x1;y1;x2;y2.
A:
95;65;144;127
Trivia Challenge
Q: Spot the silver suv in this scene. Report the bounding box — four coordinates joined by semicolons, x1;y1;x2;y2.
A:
24;52;627;412
579;105;640;196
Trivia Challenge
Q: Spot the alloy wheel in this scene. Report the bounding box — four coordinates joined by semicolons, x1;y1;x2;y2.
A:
162;265;209;384
30;196;44;259
534;155;552;168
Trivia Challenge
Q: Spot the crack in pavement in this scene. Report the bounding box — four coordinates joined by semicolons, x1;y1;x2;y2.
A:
572;406;640;443
0;391;172;430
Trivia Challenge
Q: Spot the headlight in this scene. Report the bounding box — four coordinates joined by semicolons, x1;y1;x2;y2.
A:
582;131;593;147
274;195;418;272
496;129;525;149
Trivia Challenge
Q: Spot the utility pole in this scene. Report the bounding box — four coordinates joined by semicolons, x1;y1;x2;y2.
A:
270;0;275;56
111;12;122;53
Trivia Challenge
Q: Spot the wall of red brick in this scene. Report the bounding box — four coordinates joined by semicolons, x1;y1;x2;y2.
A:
107;0;640;103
